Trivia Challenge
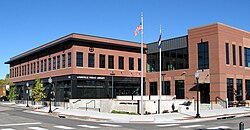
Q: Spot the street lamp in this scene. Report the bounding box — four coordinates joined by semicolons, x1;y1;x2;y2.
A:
110;72;115;100
26;82;29;107
48;77;53;113
195;71;201;118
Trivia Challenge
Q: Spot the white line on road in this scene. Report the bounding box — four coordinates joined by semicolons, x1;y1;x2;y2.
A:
99;124;121;127
1;128;16;130
156;124;179;127
0;122;42;127
78;125;100;129
28;127;48;130
53;126;75;129
244;128;250;130
207;126;231;129
180;125;203;128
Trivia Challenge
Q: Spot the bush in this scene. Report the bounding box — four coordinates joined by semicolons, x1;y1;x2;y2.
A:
111;110;137;115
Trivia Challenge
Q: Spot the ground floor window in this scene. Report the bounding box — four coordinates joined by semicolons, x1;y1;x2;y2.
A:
236;79;243;101
246;80;250;100
227;78;234;101
150;82;157;95
162;81;170;95
175;80;184;99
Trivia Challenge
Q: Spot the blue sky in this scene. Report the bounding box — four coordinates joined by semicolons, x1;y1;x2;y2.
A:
0;0;250;79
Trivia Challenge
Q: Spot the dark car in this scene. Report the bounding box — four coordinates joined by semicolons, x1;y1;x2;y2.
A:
0;96;8;101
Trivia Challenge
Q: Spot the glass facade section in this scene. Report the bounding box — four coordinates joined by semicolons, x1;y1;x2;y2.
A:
53;56;56;70
232;45;236;65
129;57;134;70
108;55;114;69
244;47;250;67
198;42;209;70
246;80;250;100
44;59;47;72
48;58;51;71
37;61;39;73
62;54;65;68
88;53;95;67
147;48;188;72
175;80;184;99
150;82;157;95
41;60;43;72
226;43;229;64
118;56;124;70
236;79;243;101
57;55;60;69
68;52;71;67
227;78;234;101
99;54;105;68
162;81;170;95
76;52;83;67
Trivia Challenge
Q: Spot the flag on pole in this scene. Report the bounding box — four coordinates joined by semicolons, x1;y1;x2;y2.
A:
134;23;142;36
157;34;162;48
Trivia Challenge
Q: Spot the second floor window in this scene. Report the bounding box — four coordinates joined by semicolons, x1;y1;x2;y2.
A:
88;53;95;67
48;58;51;71
99;54;105;68
41;60;43;72
62;54;66;68
53;57;56;70
57;55;60;69
198;41;209;70
44;59;47;72
119;56;124;69
108;55;114;69
129;57;134;70
68;52;72;67
76;52;83;67
37;61;39;73
138;58;141;71
232;45;236;65
226;43;229;64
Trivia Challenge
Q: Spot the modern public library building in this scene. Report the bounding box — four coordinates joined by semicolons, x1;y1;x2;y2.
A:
5;23;250;104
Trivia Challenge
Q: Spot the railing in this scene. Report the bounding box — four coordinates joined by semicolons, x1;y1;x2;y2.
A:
86;100;95;111
215;97;228;109
72;99;81;104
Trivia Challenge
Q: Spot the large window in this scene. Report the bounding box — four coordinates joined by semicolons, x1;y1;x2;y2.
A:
68;52;71;67
244;47;250;67
227;78;234;101
44;59;47;72
239;46;242;66
119;56;124;70
33;62;36;74
129;57;134;70
108;55;114;69
62;54;65;68
37;61;39;73
246;80;250;100
30;63;32;74
88;53;95;67
48;58;51;71
175;80;184;99
76;52;83;67
27;64;30;75
162;81;170;95
99;54;105;68
53;56;56;70
57;55;60;69
41;60;43;72
198;42;209;70
226;43;229;64
150;82;157;95
236;79;243;101
232;45;236;65
138;58;141;71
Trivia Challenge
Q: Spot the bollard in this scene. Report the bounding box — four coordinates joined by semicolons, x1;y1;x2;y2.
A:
239;122;244;130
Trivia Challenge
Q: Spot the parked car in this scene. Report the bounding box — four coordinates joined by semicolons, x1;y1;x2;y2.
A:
0;96;8;101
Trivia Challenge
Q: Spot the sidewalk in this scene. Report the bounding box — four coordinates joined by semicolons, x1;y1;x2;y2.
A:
1;102;250;124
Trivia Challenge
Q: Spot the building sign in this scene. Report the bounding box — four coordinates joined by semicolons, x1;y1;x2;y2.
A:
77;76;105;80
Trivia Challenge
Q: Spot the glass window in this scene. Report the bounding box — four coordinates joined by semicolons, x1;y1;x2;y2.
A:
99;54;105;68
246;80;250;100
150;82;157;95
198;42;209;70
62;54;65;68
236;79;243;101
88;53;95;67
162;81;170;95
68;52;72;67
27;64;30;75
76;52;83;67
57;55;60;69
119;56;124;69
245;48;250;67
138;58;141;71
53;56;56;70
41;60;43;72
239;46;242;66
226;43;229;64
175;80;184;99
227;78;234;101
33;62;36;74
232;45;236;65
44;59;47;72
48;58;51;71
37;61;39;73
30;63;33;74
108;55;114;69
129;57;134;70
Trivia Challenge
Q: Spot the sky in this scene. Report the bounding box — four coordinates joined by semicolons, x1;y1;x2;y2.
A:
0;0;250;79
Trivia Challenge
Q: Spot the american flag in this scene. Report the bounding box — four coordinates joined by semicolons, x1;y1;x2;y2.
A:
158;34;162;49
134;23;142;36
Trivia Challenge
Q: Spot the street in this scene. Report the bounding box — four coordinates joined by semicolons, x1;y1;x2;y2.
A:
0;104;250;130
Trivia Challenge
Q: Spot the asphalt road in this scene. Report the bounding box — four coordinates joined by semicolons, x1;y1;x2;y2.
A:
0;104;250;130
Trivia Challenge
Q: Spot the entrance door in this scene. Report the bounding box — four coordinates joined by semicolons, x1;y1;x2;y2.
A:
200;83;210;103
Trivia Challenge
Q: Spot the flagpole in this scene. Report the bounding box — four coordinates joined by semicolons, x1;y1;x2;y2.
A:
140;12;144;115
159;25;162;114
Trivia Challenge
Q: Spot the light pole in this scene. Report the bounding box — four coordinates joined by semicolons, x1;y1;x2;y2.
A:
110;72;115;100
26;82;29;107
195;71;201;118
48;77;53;113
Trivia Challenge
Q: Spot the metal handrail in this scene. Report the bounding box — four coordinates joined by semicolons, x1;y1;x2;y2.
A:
86;100;95;111
215;96;227;108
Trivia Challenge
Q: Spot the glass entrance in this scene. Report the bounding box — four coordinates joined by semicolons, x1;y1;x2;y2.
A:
200;83;210;103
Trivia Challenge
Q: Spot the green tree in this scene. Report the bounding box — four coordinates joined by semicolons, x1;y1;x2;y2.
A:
31;78;46;103
7;87;17;101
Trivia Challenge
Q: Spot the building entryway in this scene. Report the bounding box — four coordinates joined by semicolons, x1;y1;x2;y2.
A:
200;83;210;103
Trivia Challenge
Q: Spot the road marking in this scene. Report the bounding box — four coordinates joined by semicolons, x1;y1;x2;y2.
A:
78;125;100;129
1;128;16;130
53;126;75;129
207;126;231;129
156;124;179;127
245;128;250;130
28;127;48;130
180;125;203;128
99;124;121;127
0;122;41;127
